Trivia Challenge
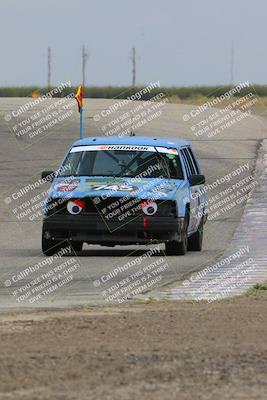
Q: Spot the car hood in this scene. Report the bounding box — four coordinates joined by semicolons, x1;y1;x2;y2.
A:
49;176;184;201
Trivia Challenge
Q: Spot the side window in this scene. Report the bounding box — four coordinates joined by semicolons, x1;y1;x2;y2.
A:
185;149;196;174
166;155;184;179
186;147;199;174
180;148;194;176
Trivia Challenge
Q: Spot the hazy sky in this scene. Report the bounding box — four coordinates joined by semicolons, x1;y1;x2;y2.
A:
1;0;266;87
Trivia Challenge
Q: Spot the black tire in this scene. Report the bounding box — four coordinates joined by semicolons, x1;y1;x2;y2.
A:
187;218;203;251
42;226;72;256
71;241;83;253
165;216;188;256
42;236;61;256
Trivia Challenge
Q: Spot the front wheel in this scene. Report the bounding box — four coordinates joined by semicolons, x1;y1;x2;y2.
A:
42;226;72;256
187;218;204;251
165;217;188;256
71;241;83;253
42;236;61;256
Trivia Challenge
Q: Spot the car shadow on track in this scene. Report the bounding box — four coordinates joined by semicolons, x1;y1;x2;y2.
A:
74;248;167;257
3;248;167;258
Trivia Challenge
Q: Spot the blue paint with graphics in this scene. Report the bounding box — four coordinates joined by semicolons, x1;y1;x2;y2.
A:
42;136;206;253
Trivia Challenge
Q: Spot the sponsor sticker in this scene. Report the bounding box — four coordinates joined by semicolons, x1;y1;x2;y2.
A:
86;183;138;192
70;145;178;155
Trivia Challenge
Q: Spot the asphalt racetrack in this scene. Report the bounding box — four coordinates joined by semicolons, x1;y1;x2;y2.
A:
0;97;266;310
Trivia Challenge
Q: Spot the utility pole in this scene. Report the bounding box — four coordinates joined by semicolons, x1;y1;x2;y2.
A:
82;45;89;88
47;47;51;89
130;47;136;87
230;40;235;86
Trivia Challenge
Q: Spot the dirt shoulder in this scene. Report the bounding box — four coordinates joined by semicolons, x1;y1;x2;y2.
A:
0;291;267;400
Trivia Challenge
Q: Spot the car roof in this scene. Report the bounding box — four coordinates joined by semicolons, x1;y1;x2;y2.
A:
72;136;190;149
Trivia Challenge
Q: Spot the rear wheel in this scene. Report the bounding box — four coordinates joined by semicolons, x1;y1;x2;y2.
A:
165;216;188;256
187;218;203;251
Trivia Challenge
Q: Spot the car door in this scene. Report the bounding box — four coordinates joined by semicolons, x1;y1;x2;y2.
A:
180;147;199;233
185;147;205;228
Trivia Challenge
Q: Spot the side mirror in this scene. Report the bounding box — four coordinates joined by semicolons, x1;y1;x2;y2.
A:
41;170;55;182
189;174;205;186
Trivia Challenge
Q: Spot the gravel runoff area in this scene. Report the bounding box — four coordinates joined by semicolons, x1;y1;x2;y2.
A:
0;290;267;400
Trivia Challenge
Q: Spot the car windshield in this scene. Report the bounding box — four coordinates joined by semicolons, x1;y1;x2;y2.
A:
58;147;184;179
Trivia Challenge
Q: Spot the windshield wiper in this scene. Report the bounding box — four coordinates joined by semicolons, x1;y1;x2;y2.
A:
119;152;144;176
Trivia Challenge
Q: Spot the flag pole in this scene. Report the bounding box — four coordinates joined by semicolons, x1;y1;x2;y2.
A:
75;85;84;140
80;106;83;139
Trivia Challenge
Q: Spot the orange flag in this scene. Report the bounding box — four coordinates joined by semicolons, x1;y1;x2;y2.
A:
75;85;84;112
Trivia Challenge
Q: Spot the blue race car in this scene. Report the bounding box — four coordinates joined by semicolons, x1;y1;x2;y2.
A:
41;136;206;256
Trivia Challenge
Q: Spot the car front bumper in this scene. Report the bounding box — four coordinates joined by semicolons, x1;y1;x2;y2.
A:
43;214;184;245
